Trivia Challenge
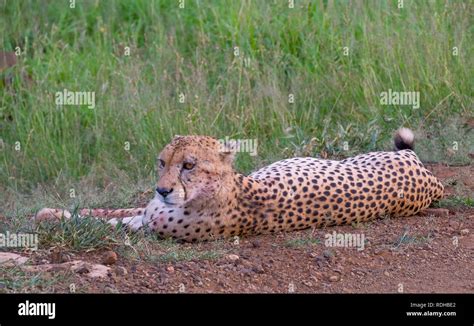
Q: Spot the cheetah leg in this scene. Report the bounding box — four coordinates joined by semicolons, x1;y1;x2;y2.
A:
108;215;145;231
34;208;72;222
80;208;147;231
79;208;145;219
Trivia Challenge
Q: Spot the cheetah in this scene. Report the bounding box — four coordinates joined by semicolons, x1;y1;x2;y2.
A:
35;128;444;242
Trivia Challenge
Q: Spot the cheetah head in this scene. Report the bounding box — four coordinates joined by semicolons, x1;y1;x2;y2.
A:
155;135;236;207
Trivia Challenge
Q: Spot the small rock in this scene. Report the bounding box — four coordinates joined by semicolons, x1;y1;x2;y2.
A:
226;254;240;262
166;265;175;273
102;250;118;265
329;275;340;282
85;263;111;278
302;280;313;287
251;265;265;274
460;229;469;236
315;256;325;268
251;240;261;248
0;252;28;266
115;266;128;276
240;268;253;276
73;264;90;274
334;267;343;274
384;271;390;277
323;250;333;259
448;220;461;229
67;260;111;278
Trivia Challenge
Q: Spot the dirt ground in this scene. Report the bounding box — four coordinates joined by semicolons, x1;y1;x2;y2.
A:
3;163;473;293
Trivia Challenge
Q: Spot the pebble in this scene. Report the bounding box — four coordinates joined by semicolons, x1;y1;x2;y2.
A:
226;254;240;262
251;240;261;248
460;229;469;236
334;267;343;274
102;251;118;265
302;280;313;287
323;250;333;259
240;268;253;276
329;275;340;282
115;266;128;276
74;265;90;274
251;265;265;274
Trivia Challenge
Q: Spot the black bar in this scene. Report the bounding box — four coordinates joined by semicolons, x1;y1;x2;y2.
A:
0;294;472;322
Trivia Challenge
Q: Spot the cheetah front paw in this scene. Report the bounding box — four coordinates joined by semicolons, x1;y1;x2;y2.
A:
108;215;145;231
34;208;72;222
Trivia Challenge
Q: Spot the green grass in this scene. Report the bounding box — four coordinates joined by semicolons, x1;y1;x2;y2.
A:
148;238;227;263
0;265;73;293
434;196;474;208
1;0;473;214
116;237;227;262
392;229;434;249
284;235;320;248
153;247;225;263
36;214;127;250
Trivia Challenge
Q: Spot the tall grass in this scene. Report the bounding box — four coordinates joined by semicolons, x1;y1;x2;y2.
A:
1;0;472;210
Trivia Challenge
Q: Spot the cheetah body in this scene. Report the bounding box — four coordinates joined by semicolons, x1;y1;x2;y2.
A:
36;131;444;242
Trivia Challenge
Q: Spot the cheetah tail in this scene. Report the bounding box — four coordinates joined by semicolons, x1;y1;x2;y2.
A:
394;128;415;151
33;207;145;222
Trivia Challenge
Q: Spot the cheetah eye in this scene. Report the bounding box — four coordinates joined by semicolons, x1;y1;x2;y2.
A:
182;162;195;170
158;159;165;169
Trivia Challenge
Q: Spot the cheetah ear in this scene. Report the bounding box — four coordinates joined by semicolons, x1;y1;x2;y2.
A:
220;151;236;164
218;139;239;164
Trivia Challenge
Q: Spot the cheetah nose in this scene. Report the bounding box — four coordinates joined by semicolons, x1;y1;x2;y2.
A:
156;187;173;198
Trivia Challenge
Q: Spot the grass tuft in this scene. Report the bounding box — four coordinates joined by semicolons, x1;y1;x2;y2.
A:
434;196;474;209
